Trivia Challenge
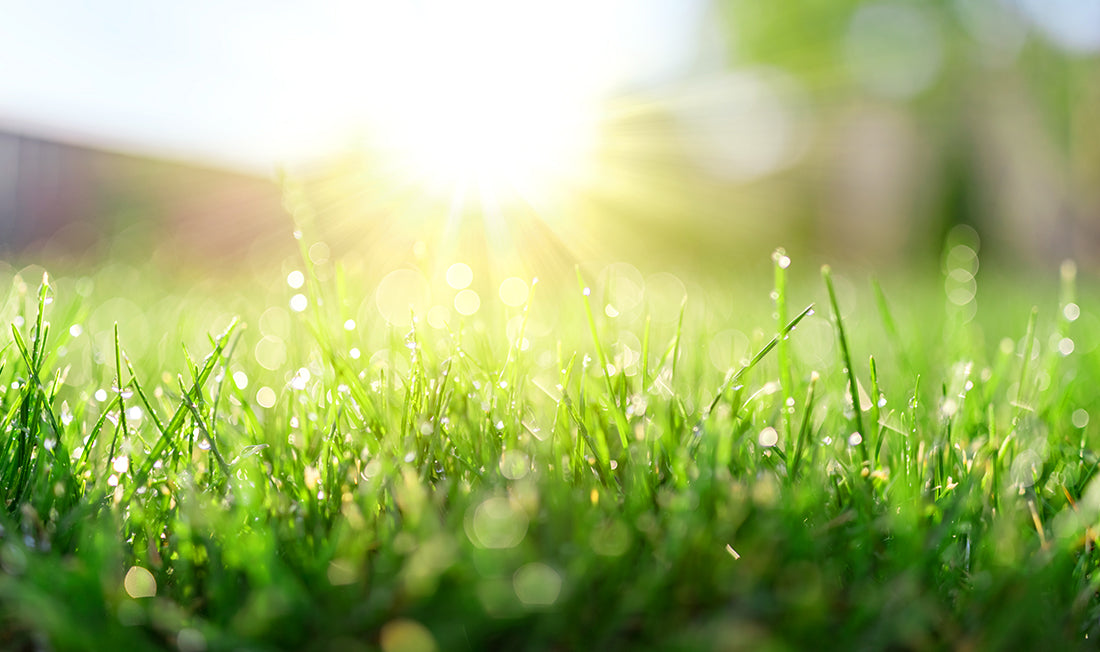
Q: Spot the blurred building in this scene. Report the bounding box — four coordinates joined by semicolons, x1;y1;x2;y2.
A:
0;129;287;265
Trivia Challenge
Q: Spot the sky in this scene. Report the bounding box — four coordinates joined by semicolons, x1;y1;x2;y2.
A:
0;0;711;174
1;0;1097;177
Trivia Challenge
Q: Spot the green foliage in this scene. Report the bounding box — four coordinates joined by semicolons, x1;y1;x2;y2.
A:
0;251;1097;651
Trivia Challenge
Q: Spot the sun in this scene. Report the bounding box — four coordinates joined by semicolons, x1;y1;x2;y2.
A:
358;1;609;204
374;78;597;199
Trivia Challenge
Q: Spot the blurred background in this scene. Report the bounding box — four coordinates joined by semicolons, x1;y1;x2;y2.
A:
1;0;1098;282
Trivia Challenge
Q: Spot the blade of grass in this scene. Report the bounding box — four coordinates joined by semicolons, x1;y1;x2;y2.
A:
107;324;127;466
576;267;631;450
870;355;884;465
822;266;868;463
124;318;239;504
789;372;819;480
1013;307;1039;416
707;303;814;416
773;249;794;446
180;383;231;479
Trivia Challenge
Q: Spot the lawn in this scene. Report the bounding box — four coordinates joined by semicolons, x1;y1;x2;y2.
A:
0;233;1097;651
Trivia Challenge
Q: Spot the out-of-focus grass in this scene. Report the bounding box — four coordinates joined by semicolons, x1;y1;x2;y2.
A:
0;234;1097;651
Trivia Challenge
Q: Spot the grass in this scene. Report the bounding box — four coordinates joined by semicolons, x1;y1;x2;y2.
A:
0;237;1098;651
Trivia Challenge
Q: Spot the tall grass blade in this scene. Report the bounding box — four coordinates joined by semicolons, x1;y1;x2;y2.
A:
773;248;794;447
822;266;868;463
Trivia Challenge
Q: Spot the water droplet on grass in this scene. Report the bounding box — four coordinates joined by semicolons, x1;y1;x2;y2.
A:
513;562;562;606
290;368;311;390
256;387;277;408
941;398;958;417
124;566;156;599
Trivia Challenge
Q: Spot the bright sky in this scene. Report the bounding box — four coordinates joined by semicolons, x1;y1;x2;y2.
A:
0;0;709;174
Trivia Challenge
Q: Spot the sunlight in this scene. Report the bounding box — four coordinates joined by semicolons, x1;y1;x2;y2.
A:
360;0;611;202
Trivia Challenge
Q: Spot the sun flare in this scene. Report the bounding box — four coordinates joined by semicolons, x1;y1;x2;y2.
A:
360;1;611;202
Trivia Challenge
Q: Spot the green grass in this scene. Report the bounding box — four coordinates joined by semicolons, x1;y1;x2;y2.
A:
0;243;1098;651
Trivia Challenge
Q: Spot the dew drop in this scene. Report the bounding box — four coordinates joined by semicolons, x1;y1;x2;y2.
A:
758;427;779;447
124;566;157;599
256;386;277;408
